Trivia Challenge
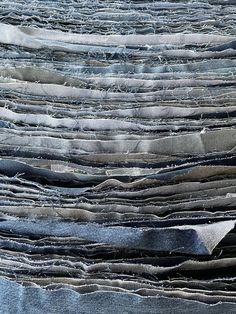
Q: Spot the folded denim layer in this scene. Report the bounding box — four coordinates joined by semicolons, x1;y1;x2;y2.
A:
0;1;236;313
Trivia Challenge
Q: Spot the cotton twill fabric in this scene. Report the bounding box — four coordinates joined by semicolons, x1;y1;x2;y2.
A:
0;1;236;313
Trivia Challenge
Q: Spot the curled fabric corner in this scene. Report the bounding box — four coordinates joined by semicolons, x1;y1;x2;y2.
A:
0;218;234;255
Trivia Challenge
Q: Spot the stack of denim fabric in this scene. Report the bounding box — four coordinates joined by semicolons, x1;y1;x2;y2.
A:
0;1;236;313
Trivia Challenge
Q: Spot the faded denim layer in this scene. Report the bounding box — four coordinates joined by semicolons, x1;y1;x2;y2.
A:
0;1;236;313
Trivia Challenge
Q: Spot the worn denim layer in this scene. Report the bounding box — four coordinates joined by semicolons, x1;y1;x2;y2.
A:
0;0;235;35
2;278;236;314
0;1;236;313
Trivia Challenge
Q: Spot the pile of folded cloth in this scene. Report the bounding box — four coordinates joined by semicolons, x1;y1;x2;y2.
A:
0;0;236;313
